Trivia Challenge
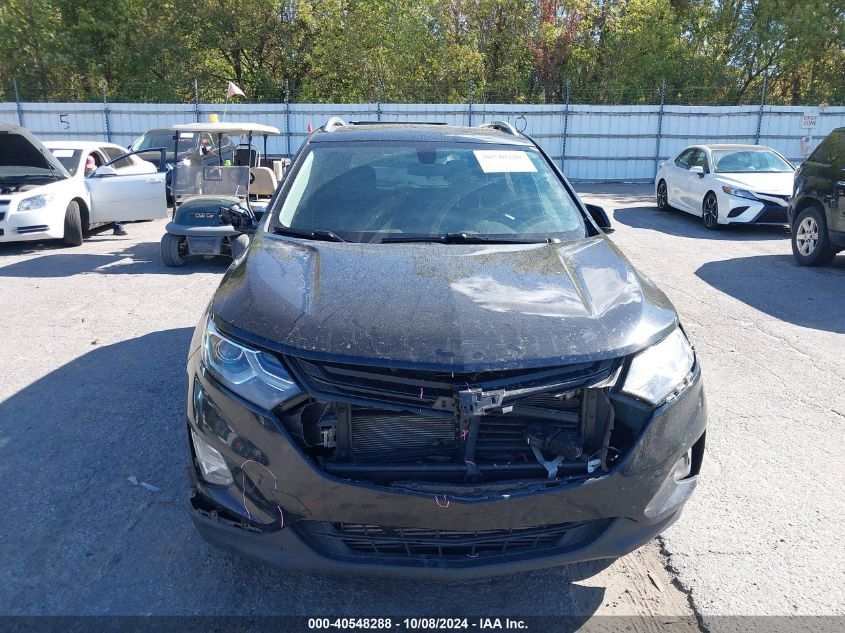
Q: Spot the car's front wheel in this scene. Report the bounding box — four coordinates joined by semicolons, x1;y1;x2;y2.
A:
792;206;835;266
62;200;84;246
161;233;188;267
656;180;671;212
702;193;720;230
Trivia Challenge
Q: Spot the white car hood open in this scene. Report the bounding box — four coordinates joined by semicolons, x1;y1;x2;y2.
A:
0;122;70;178
716;171;793;196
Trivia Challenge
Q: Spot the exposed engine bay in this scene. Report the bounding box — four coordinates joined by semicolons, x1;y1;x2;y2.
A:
0;180;51;194
275;357;640;489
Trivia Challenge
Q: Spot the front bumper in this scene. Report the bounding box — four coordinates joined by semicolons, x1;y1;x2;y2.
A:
0;204;65;242
185;356;706;578
724;195;788;225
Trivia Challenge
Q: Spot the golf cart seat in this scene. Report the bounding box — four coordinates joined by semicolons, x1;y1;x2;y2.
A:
250;167;277;196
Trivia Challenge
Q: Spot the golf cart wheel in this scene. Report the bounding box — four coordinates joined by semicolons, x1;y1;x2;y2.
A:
62;200;84;246
791;206;835;266
161;233;188;267
702;192;720;230
230;234;250;261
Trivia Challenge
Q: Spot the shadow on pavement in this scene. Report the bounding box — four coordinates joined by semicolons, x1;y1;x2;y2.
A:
0;329;610;617
696;254;845;334
613;206;790;241
0;241;229;277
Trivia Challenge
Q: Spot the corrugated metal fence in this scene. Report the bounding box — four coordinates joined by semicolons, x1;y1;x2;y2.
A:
2;101;842;182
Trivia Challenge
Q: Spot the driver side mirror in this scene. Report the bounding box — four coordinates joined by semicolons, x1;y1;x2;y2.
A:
689;165;705;177
92;165;118;178
220;204;257;234
585;203;612;231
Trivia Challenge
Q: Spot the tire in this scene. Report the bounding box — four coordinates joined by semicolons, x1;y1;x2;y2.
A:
161;233;188;267
230;234;250;261
791;206;835;266
656;180;671;211
62;200;84;246
702;192;720;230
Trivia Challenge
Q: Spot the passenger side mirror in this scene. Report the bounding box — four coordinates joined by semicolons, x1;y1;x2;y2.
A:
93;165;118;178
689;165;705;177
585;204;612;231
220;203;257;234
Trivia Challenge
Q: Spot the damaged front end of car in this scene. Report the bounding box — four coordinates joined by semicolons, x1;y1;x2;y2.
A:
185;312;706;578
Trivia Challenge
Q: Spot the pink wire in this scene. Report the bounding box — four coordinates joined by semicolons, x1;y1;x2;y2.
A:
435;494;450;508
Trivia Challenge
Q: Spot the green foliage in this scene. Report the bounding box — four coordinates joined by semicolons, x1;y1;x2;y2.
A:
0;0;842;104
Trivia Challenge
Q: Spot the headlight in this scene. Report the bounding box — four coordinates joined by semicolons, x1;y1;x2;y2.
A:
17;193;53;211
622;328;695;405
721;186;758;201
202;318;302;410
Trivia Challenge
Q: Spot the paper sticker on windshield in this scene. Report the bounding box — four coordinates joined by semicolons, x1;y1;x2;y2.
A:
179;132;195;139
50;149;74;158
473;150;537;173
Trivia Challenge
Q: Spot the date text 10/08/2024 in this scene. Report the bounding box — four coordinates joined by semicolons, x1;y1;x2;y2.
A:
307;618;528;630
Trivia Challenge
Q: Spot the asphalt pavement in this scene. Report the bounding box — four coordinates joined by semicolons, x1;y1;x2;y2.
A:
1;185;842;625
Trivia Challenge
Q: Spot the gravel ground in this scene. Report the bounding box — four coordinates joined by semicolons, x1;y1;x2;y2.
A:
0;184;842;625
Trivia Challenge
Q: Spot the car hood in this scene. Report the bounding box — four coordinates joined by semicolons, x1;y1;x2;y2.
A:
0;122;71;178
212;235;679;371
716;171;793;195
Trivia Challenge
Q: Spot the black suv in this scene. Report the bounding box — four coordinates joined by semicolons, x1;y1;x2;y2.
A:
789;127;845;265
185;120;706;578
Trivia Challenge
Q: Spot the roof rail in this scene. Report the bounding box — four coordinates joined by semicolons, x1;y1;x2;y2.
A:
478;120;519;136
348;121;447;126
323;116;348;131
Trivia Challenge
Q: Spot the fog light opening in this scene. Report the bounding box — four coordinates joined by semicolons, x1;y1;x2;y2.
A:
672;448;693;481
191;429;234;486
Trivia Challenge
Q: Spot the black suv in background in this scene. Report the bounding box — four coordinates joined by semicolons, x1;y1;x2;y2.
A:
789;127;845;266
185;120;706;578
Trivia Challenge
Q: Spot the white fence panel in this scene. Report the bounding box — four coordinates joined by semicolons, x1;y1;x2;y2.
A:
1;101;843;182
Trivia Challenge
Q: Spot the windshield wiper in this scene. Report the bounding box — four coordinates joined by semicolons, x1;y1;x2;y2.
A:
272;227;346;242
380;233;560;244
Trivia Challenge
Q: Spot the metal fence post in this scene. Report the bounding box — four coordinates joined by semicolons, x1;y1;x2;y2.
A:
561;79;571;170
376;80;382;121
467;81;474;127
653;79;666;177
101;80;112;142
284;79;292;157
755;75;767;145
12;78;24;127
193;79;201;123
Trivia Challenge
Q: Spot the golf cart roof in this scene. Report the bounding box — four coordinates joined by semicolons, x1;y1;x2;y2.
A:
170;122;281;136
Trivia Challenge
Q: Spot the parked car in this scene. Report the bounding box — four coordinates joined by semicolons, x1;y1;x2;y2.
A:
788;127;845;266
0;123;168;246
655;144;794;229
184;119;707;578
130;128;237;202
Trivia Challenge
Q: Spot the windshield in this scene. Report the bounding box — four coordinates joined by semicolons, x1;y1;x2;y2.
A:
49;149;82;176
132;131;194;153
712;149;793;173
273;142;586;243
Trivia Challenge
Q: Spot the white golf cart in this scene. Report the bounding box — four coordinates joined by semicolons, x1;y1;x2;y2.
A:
160;121;281;267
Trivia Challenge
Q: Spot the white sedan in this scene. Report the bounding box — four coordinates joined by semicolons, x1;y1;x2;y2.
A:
655;144;794;230
0;124;168;246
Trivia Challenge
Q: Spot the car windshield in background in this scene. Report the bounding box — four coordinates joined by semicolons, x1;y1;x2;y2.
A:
712;149;792;173
132;132;192;153
49;148;82;176
273;143;586;243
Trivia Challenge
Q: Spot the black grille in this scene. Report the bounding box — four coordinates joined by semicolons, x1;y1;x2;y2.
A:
288;357;614;411
296;520;610;561
755;204;788;224
17;225;49;234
